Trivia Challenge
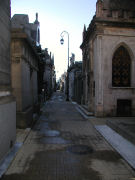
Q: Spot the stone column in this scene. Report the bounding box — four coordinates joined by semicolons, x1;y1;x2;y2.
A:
96;35;104;116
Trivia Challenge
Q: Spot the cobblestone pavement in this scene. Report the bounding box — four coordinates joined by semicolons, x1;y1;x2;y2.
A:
2;92;135;180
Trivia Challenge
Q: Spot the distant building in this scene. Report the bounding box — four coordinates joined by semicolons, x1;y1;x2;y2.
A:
43;49;56;99
74;65;83;104
11;13;40;128
59;72;67;93
0;0;16;163
81;0;135;117
68;61;82;104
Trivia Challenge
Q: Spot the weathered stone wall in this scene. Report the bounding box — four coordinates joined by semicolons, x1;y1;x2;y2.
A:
74;72;82;104
81;0;135;117
11;40;22;111
69;70;75;100
101;27;135;116
11;30;38;128
93;28;135;116
31;70;38;104
21;59;32;110
0;0;11;86
0;101;16;162
44;66;52;97
0;0;16;162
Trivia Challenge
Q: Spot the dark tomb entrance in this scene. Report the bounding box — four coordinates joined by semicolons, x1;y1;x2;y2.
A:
117;99;132;116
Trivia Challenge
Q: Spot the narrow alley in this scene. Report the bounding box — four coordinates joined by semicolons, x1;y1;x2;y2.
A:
2;92;135;180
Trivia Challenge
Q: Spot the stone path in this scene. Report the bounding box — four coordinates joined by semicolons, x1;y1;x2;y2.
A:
1;92;135;180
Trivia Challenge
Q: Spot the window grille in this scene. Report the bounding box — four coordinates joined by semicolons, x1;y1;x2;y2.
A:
112;46;131;87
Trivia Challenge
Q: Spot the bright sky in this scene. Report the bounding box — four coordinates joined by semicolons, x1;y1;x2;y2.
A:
11;0;96;79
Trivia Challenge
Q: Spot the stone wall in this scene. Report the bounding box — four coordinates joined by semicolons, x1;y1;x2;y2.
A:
101;28;135;116
69;71;75;100
0;0;11;85
11;30;39;128
0;101;16;162
93;28;135;117
31;70;38;104
0;0;16;162
21;59;32;110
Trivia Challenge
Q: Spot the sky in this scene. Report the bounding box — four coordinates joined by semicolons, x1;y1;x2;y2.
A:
11;0;97;80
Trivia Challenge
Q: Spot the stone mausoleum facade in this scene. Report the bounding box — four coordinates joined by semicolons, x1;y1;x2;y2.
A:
81;0;135;117
0;0;16;163
11;14;40;128
68;60;82;104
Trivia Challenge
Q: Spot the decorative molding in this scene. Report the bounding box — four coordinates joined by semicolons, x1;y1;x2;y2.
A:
12;57;20;63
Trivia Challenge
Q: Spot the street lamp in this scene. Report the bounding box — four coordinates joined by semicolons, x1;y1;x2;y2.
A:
60;31;69;101
60;37;64;45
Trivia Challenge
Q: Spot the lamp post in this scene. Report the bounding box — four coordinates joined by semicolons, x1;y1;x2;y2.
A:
60;31;69;101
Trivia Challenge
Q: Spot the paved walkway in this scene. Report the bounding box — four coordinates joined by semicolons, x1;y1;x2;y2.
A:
107;117;135;145
76;104;135;170
1;92;135;180
95;125;135;169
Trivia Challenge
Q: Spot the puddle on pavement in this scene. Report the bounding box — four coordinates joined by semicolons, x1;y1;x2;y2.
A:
61;132;96;145
39;115;49;121
34;121;50;130
40;137;71;144
42;130;60;137
40;122;50;130
1;151;101;180
49;121;60;130
67;145;93;155
41;119;57;123
91;150;121;162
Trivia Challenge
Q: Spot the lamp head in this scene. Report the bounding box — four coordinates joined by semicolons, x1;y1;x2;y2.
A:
60;38;64;45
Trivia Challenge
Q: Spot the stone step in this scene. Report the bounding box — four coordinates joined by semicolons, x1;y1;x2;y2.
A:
78;105;94;116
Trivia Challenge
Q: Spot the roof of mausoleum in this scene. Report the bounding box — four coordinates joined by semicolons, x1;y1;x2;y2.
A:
104;0;135;11
80;0;135;49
